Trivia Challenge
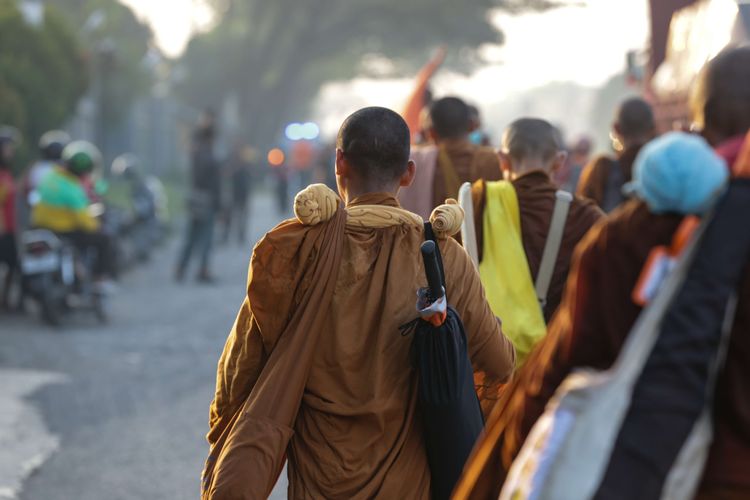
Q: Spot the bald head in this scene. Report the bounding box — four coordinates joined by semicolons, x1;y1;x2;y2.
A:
336;106;411;185
430;97;471;140
692;45;750;146
614;97;655;148
501;118;565;176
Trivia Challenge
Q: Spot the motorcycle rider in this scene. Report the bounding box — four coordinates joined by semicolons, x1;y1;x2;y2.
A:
0;127;20;310
31;141;116;284
26;130;70;198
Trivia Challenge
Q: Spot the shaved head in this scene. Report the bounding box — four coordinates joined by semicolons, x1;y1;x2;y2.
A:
430;97;471;139
615;97;655;140
502;118;562;163
336;107;411;185
692;45;750;145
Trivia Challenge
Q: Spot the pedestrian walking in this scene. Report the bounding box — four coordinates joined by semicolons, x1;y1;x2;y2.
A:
176;112;221;283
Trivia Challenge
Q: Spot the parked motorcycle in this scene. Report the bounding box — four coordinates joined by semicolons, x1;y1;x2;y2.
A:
20;229;109;326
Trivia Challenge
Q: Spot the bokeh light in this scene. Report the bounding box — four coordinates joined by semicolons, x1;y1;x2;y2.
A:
267;148;285;166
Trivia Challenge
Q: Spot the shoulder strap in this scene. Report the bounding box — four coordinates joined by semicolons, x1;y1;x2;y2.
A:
458;182;479;267
424;221;446;289
535;190;573;308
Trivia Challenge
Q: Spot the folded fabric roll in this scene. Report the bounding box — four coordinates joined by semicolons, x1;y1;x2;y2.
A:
625;132;729;215
294;184;340;226
430;198;464;238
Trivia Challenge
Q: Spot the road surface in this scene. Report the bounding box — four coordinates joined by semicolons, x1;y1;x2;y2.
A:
0;192;289;500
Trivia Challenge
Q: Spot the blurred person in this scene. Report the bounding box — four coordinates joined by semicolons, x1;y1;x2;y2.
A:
221;143;254;245
457;46;750;500
31;141;116;282
26;130;70;197
203;107;515;499
470;118;603;362
398;96;502;218
467;104;491;147
559;136;592;193
577;97;656;212
175;113;221;283
0;128;19;310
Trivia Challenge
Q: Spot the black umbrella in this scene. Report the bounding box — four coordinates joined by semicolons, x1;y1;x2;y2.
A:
401;224;485;500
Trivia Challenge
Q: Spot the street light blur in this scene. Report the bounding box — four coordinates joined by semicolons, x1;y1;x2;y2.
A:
284;122;320;141
267;148;285;167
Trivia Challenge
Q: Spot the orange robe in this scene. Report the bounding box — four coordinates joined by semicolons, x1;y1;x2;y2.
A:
207;193;516;499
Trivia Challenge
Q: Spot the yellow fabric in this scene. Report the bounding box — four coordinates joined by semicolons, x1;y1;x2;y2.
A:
31;203;99;233
479;180;546;363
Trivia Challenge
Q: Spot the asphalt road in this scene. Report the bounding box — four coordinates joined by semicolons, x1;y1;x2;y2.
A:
0;193;289;500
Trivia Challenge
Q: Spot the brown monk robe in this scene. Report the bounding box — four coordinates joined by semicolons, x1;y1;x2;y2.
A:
577;97;656;212
205;107;516;500
433;137;501;210
471;170;603;322
454;200;683;500
458;132;750;500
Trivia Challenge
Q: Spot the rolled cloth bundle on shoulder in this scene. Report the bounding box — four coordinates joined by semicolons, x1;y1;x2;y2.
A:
430;198;464;237
293;183;464;237
294;183;341;225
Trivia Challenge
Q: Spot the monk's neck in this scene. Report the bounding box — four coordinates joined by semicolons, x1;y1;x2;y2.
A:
344;188;399;205
510;162;552;180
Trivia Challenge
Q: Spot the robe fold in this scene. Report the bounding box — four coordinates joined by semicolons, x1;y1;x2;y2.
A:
207;192;516;500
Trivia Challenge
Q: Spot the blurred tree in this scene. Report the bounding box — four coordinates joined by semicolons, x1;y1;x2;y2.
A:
178;0;558;148
53;0;155;140
0;0;87;167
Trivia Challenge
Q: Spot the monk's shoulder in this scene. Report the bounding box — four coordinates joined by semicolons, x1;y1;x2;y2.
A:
474;145;500;165
252;218;317;268
572;194;606;222
586;154;617;173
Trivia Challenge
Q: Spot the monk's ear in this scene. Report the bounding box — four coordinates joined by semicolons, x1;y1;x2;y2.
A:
498;151;512;177
551;151;568;174
399;160;417;188
335;148;348;177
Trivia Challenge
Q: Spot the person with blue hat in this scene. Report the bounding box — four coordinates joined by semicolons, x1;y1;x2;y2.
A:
624;131;728;215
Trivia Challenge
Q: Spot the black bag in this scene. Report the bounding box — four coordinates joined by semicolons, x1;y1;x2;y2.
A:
401;222;485;500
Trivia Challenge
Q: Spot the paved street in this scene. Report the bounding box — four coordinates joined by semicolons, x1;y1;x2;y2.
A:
0;193;289;500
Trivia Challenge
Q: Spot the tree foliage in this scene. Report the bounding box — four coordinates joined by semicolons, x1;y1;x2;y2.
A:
178;0;557;148
0;0;87;161
52;0;155;123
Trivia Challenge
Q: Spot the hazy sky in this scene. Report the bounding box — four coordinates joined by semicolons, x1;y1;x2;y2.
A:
121;0;650;137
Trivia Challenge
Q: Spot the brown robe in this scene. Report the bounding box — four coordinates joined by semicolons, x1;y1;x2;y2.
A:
471;170;604;321
455;199;682;499
458;155;750;499
432;138;502;209
208;193;516;499
577;146;641;211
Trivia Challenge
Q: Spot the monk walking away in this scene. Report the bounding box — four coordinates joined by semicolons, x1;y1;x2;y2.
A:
577;97;656;213
202;107;515;499
399;96;502;219
469;118;603;362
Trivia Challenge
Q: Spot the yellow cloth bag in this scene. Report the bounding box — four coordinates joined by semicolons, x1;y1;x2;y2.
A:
479;181;546;363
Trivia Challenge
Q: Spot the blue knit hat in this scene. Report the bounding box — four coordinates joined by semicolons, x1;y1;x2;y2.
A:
624;132;729;215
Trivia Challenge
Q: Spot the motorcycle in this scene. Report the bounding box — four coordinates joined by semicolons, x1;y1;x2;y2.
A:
20;228;109;326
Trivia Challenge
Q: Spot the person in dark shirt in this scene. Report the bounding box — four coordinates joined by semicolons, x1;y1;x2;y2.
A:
176;113;221;283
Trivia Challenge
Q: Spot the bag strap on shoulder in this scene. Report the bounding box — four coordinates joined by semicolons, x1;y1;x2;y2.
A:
535;190;573;308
